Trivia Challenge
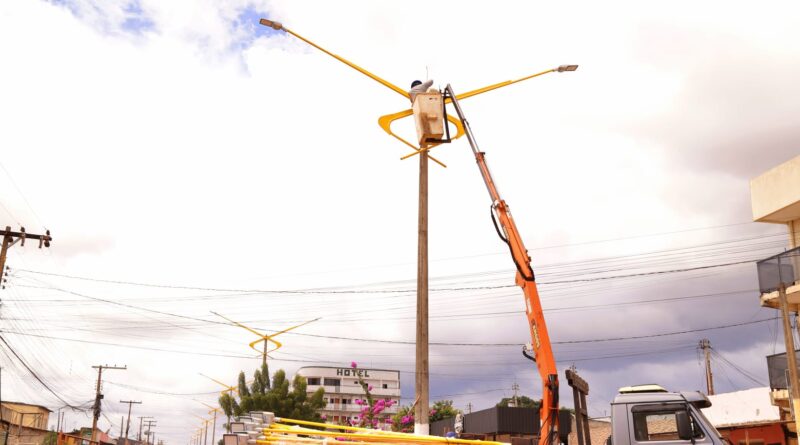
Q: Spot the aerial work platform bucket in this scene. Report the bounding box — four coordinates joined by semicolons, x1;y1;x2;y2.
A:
412;91;445;148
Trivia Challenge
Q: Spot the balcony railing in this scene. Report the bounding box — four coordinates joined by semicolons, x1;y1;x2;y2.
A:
757;246;800;294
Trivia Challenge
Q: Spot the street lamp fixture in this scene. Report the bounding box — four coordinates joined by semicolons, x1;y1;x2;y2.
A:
557;65;579;72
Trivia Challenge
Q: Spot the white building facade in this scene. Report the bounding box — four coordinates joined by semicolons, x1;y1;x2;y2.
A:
296;366;401;424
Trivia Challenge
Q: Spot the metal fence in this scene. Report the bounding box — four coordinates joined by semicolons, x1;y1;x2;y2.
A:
757;246;800;294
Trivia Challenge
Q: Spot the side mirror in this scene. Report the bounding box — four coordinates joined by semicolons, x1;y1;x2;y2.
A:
676;411;693;440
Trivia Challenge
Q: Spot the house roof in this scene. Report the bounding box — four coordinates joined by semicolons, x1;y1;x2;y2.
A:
701;387;780;427
1;401;53;413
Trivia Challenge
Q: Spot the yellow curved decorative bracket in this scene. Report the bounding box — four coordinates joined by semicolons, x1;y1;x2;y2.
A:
377;111;465;165
212;311;320;358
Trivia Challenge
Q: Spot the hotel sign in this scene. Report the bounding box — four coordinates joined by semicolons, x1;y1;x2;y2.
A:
336;368;370;377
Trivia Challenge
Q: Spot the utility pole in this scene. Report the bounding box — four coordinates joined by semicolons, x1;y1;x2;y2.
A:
0;226;52;288
193;416;209;445
139;416;153;441
197;402;220;445
414;149;429;436
511;382;520;407
209;409;217;445
778;283;800;434
143;420;157;445
466;403;472;414
91;365;126;443
120;400;141;445
698;339;714;395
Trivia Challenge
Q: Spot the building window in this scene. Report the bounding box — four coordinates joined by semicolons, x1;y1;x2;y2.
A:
382;384;388;389
324;378;341;386
307;377;321;386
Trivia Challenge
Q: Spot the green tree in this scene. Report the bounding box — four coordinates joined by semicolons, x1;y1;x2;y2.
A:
496;395;539;409
496;396;574;414
43;432;57;445
218;364;325;426
238;371;251;398
430;400;460;422
390;400;461;433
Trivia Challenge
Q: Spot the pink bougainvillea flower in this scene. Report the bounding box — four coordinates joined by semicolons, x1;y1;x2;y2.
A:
351;361;357;368
368;385;373;391
321;415;327;420
385;418;393;424
430;409;437;415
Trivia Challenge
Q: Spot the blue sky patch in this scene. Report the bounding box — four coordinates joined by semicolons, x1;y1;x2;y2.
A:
121;1;155;34
48;0;155;35
232;5;281;50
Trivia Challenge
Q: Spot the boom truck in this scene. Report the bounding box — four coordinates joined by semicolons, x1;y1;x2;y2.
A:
444;86;728;445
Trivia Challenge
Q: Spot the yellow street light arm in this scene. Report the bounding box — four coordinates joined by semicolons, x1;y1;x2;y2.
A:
246;317;320;354
211;311;269;340
193;415;210;424
199;373;235;390
213;312;320;356
259;19;408;99
198;373;238;396
255;18;576;167
256;18;447;167
195;400;223;414
384;67;573;161
269;317;321;337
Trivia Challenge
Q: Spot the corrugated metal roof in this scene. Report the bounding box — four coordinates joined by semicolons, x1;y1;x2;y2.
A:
701;387;780;427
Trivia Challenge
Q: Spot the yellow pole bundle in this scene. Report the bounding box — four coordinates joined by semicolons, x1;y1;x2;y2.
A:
257;418;506;445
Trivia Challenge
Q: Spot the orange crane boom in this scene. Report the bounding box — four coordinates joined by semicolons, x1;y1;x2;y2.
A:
444;85;559;445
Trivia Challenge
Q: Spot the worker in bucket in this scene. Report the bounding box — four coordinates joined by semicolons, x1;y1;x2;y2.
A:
409;79;433;103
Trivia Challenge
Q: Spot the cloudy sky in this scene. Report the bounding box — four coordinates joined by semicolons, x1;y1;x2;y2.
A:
1;0;800;442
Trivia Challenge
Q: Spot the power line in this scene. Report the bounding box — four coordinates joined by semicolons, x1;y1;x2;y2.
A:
14;257;760;295
105;381;219;397
710;349;766;386
0;335;84;410
553;318;779;345
1;331;253;358
0;161;45;227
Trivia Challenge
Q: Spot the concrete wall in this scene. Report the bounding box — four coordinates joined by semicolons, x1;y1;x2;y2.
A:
751;155;800;223
0;422;53;445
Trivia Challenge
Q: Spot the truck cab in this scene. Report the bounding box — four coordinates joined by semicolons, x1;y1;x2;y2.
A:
609;385;724;445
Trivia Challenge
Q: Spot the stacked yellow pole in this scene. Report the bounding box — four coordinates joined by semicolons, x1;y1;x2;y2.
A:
256;418;505;445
